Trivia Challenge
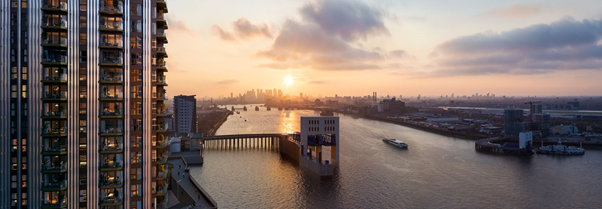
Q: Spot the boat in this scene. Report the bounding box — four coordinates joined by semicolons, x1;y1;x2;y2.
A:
320;110;334;116
278;107;283;110
536;140;585;155
382;138;408;148
231;106;235;111
243;106;247;111
255;106;259;111
266;106;271;111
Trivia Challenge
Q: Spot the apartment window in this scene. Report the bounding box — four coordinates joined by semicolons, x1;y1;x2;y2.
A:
21;0;27;8
131;3;141;16
80;16;87;28
79;67;87;81
79;137;87;150
131;20;142;32
131;184;140;197
79;190;87;202
80;0;87;11
79;103;87;114
80;85;87;98
79;50;87;63
131;135;141;148
11;0;17;7
80;155;87;167
131;151;141;164
130;53;141;65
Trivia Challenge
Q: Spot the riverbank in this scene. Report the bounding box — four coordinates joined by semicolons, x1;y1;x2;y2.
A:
333;111;488;140
198;111;232;136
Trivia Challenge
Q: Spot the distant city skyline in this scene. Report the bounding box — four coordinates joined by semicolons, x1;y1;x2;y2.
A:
165;0;602;97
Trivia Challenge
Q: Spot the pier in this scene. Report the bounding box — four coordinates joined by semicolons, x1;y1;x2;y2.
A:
199;134;283;150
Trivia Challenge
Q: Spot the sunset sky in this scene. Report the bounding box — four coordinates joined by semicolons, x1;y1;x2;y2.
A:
165;0;602;98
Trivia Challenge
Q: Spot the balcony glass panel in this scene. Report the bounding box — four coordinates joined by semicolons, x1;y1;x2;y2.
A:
157;75;167;85
100;34;123;48
100;153;123;168
42;32;67;45
42;138;67;153
157;29;166;36
42;155;67;171
43;85;67;99
44;103;66;117
100;119;123;134
100;51;123;65
42;49;67;63
100;17;123;30
42;191;66;207
100;188;123;204
100;102;123;116
100;68;123;82
42;14;67;27
42;173;67;189
157;59;166;67
100;171;123;187
100;85;123;99
42;0;67;9
43;67;67;81
100;136;124;151
42;120;67;135
99;0;123;12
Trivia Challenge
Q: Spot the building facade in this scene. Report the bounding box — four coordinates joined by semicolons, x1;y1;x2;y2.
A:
0;0;170;208
173;95;196;135
504;109;524;137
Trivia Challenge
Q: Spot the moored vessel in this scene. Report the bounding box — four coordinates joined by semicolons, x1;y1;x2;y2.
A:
382;138;408;148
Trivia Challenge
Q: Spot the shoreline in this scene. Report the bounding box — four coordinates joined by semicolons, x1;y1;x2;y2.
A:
207;111;232;136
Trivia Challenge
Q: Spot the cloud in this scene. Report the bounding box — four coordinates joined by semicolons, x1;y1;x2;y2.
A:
482;4;542;19
232;17;272;40
299;0;389;41
430;17;602;76
211;18;272;42
216;79;240;85
255;20;383;71
166;14;194;35
211;25;236;42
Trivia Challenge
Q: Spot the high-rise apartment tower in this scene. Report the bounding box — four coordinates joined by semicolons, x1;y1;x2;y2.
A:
0;0;170;208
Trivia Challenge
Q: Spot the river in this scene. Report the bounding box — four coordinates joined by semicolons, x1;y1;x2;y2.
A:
189;106;602;208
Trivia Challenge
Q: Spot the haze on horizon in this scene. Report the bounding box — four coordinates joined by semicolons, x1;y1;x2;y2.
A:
164;0;602;98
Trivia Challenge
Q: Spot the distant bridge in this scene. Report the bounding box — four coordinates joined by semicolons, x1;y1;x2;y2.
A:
198;133;286;150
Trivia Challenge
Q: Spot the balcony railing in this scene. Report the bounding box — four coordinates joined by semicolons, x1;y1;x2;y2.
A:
158;29;166;36
99;197;123;205
42;128;66;136
100;142;123;152
156;124;168;132
41;0;67;10
43;111;66;117
99;160;123;170
100;73;123;82
42;55;67;64
100;53;123;65
100;110;122;117
42;162;66;172
156;151;171;164
99;19;124;31
42;180;66;190
157;77;168;85
42;72;67;82
100;40;123;48
99;1;123;13
100;126;123;134
157;94;167;100
43;91;67;99
99;176;122;187
42;199;67;208
42;37;67;45
42;16;67;28
157;170;169;179
42;144;67;153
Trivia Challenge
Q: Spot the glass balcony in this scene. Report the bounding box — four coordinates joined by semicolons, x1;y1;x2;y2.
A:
42;174;67;191
100;34;123;49
99;188;123;206
157;29;167;42
42;14;67;29
99;0;123;15
157;0;167;10
100;136;124;153
156;123;169;132
100;85;123;101
100;52;123;66
42;121;67;136
42;86;67;101
42;50;67;65
157;76;168;86
42;67;67;83
41;32;67;47
42;191;67;208
100;68;123;83
157;170;169;180
99;171;123;189
43;103;67;119
99;121;123;136
42;156;67;173
156;151;171;164
42;139;67;155
99;17;123;32
157;47;168;57
100;102;123;118
157;93;168;101
99;154;123;171
156;183;168;196
41;0;68;13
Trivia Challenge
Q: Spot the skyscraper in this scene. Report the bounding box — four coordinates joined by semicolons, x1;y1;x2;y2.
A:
0;0;170;208
504;109;524;137
174;95;197;135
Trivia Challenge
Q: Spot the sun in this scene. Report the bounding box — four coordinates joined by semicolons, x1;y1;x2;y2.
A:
285;76;293;85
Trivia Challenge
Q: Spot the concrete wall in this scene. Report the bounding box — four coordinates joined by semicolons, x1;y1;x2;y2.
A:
279;136;300;162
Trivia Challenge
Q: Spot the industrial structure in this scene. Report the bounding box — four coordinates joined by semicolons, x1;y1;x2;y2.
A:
0;0;170;208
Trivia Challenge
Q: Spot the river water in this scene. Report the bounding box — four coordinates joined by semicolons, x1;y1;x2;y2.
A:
190;106;602;208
